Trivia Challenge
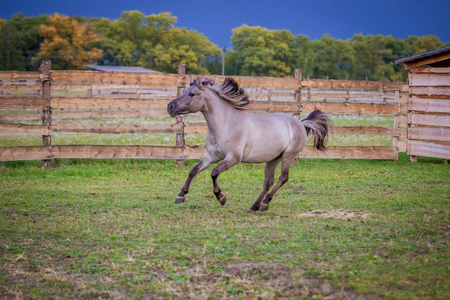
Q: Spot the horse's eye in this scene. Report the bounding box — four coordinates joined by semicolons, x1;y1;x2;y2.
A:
189;92;195;97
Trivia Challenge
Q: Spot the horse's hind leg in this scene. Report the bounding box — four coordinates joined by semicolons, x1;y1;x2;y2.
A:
259;157;295;211
247;157;281;212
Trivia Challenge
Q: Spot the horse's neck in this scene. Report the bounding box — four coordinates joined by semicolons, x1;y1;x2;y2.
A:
202;93;245;135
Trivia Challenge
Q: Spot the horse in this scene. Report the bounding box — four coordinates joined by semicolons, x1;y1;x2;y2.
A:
167;77;329;212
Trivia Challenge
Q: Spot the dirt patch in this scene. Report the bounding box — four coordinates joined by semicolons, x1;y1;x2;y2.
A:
140;261;380;299
298;209;371;220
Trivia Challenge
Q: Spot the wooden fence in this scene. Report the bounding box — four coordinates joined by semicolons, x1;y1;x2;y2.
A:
1;61;447;166
407;67;450;161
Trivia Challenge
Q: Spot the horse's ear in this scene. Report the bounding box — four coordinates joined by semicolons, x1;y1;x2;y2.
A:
201;79;214;86
189;76;194;86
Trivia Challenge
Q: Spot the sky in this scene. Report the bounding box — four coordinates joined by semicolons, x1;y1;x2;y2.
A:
1;0;449;48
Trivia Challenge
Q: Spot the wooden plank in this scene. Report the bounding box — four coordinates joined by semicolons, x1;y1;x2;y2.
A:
410;86;450;97
53;110;169;119
0;123;49;135
0;110;169;121
408;127;450;142
300;146;398;160
189;75;299;90
309;93;349;99
409;72;450;87
248;101;399;115
408;140;450;159
409;97;450;113
51;97;170;110
51;83;176;91
331;126;406;138
0;85;41;90
0;71;42;80
411;67;450;74
0;98;45;110
302;102;399;115
0;145;400;161
90;94;175;100
185;124;208;135
154;145;399;160
0;146;52;161
409;114;450;127
185;123;405;137
302;79;406;91
52;122;182;134
0;145;191;161
308;92;395;101
51;71;182;86
399;93;409;104
0;113;43;121
398;116;408;127
397;141;407;153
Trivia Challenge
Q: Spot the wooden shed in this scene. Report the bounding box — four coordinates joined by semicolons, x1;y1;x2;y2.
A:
396;46;450;161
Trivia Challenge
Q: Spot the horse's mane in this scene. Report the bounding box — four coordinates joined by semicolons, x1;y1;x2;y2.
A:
192;77;250;109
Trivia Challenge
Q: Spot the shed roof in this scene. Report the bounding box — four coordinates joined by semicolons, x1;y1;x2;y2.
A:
84;65;161;73
395;46;450;69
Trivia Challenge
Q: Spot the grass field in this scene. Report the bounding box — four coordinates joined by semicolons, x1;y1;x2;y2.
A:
0;154;448;299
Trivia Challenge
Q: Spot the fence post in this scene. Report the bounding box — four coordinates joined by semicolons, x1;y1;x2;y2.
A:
294;68;303;119
176;64;186;165
41;60;52;168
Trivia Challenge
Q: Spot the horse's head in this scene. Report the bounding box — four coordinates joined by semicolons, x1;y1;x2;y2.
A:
167;78;213;117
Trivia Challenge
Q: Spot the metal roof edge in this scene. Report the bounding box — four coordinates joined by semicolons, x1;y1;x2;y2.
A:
394;46;450;65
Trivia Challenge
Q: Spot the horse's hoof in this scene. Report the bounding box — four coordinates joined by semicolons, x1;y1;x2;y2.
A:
218;194;226;206
259;203;269;211
246;208;255;213
175;196;185;204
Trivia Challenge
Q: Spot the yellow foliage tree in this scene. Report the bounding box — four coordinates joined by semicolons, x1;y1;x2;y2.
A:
32;14;103;69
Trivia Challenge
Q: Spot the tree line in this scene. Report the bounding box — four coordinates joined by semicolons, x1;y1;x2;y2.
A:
0;11;448;81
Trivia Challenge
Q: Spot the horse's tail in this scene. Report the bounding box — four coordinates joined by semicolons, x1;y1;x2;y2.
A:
301;109;330;151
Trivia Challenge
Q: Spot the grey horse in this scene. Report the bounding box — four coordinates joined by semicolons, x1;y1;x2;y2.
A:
167;77;329;212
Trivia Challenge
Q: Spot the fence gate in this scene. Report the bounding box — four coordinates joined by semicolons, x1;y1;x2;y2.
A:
407;67;450;161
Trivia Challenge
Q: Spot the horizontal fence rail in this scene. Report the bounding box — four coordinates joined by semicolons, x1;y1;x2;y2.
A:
1;63;448;165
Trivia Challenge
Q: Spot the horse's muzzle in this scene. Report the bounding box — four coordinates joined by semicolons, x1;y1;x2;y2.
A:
167;101;177;117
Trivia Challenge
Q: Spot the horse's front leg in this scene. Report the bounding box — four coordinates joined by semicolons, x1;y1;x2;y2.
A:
175;153;216;204
211;155;241;206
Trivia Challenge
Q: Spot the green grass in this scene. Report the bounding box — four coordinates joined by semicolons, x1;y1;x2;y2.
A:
0;155;448;299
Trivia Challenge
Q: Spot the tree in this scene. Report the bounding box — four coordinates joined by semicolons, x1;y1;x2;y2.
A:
308;34;354;79
295;34;315;78
409;35;445;55
349;34;392;81
32;14;103;69
231;25;298;77
0;14;48;70
94;11;221;74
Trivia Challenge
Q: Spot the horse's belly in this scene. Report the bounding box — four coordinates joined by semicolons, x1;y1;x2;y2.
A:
241;113;305;163
241;135;288;163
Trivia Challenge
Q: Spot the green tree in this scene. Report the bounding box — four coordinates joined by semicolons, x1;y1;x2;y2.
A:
295;34;315;78
309;34;354;79
95;11;221;74
349;34;391;80
409;35;446;54
0;14;48;70
231;25;298;77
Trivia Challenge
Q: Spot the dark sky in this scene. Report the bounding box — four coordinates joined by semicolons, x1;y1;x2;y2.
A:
1;0;449;48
